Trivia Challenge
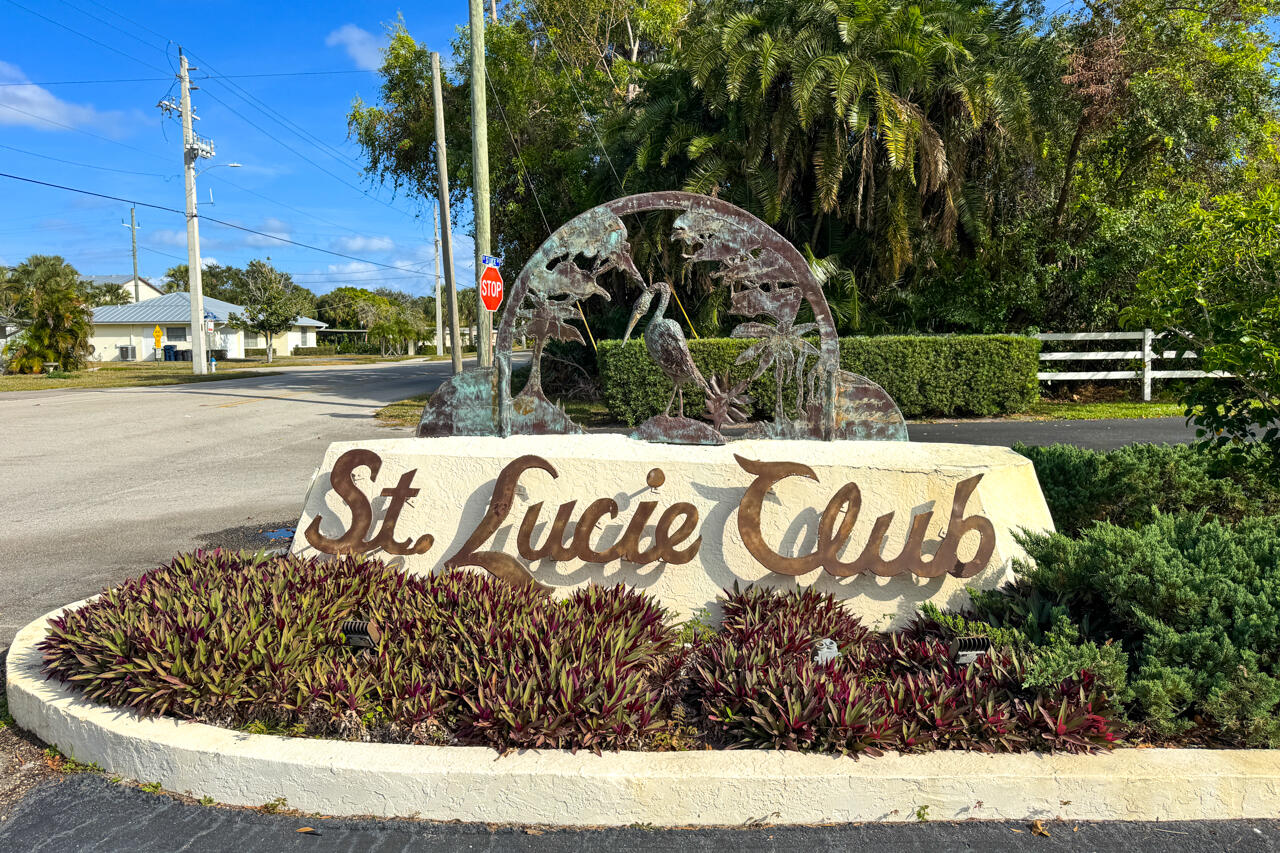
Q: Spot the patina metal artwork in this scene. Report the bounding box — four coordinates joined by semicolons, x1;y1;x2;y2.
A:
418;191;907;443
306;448;995;589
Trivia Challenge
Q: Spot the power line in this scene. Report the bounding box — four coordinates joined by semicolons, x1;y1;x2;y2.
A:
0;171;434;278
0;70;380;88
54;0;169;58
193;85;418;220
0;103;165;158
2;0;169;75
186;47;371;175
0;142;173;178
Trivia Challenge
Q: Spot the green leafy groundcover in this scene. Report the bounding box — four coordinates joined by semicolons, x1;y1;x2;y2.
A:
1014;443;1280;537
973;512;1280;746
40;551;1114;755
597;334;1040;424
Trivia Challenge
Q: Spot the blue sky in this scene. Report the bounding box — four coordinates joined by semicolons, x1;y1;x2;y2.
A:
0;1;474;299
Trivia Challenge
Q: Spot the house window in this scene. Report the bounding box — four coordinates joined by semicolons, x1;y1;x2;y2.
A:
166;326;187;342
301;328;309;347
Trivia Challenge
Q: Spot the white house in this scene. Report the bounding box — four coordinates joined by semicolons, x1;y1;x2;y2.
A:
89;292;326;362
84;275;166;303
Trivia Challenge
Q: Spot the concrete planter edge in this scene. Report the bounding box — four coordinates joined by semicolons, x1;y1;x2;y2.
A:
9;602;1280;826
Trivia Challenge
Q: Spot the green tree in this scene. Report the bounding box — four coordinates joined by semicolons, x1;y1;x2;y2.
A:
2;255;92;372
83;281;132;307
348;3;686;277
228;260;308;364
1128;186;1280;470
315;285;380;329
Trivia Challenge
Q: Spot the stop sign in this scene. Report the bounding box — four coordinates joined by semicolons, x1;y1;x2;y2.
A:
479;265;503;311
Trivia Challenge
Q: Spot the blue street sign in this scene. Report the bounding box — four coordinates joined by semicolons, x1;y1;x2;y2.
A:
481;254;503;269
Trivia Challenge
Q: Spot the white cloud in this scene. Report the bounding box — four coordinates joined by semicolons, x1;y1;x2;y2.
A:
0;60;127;132
326;261;380;276
325;24;385;71
334;235;395;253
151;228;189;248
244;217;292;247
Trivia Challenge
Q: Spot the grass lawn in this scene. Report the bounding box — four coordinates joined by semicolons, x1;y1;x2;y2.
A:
0;362;275;392
1020;400;1186;420
378;394;1189;429
0;353;447;393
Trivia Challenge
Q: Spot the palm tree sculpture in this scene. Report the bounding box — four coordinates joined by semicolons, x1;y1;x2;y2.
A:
622;281;708;420
730;283;819;425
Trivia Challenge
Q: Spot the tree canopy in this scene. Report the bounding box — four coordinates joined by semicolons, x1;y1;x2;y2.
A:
348;0;1280;335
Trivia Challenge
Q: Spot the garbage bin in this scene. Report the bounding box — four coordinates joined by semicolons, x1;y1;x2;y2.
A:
162;345;176;362
180;349;192;362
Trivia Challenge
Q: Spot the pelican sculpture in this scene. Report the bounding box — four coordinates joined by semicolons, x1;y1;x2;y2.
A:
622;281;707;420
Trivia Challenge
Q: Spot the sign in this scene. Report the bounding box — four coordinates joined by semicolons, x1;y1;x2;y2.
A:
292;435;1053;626
205;320;215;333
152;326;162;347
479;265;504;312
480;254;503;268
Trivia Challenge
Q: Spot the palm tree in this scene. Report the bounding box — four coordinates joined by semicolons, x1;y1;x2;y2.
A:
85;281;132;307
2;256;93;372
618;0;1033;294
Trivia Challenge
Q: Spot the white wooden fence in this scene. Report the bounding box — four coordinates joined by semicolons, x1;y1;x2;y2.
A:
1035;330;1231;401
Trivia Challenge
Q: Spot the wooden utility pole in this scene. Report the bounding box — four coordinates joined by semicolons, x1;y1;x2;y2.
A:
469;0;493;369
431;51;464;375
122;207;140;302
433;203;443;357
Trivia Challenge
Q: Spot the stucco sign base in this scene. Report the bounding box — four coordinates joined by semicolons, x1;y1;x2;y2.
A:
290;435;1053;627
10;605;1280;825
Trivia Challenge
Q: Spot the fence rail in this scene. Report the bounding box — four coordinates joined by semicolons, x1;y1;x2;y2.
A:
1035;330;1231;401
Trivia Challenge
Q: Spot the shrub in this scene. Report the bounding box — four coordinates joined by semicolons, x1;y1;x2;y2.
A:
687;586;1116;754
244;347;268;358
972;513;1280;745
598;334;1039;423
41;554;1122;757
292;345;337;356
334;340;382;355
41;551;677;752
1015;443;1280;536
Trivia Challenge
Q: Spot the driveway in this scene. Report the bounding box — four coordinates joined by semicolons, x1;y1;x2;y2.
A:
0;358;475;645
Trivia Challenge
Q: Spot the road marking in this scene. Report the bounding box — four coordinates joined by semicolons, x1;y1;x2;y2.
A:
213;391;303;409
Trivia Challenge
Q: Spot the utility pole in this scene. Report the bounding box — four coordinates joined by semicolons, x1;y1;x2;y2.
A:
122;208;140;302
168;50;216;375
431;51;464;375
469;0;493;369
433;203;443;357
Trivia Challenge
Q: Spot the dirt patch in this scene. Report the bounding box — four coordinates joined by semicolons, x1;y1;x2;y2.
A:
0;647;61;819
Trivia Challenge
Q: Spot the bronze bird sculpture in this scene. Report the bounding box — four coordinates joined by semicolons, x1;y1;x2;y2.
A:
622;281;707;419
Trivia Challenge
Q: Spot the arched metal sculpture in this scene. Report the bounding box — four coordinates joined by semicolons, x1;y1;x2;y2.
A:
418;191;907;443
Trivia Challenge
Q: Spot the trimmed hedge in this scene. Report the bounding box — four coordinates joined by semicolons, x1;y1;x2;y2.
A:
293;345;337;356
244;347;268;358
1015;443;1280;536
598;334;1040;423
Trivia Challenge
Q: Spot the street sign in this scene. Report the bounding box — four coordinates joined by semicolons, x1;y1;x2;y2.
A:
480;254;502;268
479;265;504;312
152;326;162;347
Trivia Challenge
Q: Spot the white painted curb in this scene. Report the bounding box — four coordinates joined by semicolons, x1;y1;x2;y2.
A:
9;602;1280;825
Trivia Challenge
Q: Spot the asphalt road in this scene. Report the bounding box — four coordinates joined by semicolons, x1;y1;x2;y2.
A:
0;358;464;646
908;416;1197;448
2;776;1277;853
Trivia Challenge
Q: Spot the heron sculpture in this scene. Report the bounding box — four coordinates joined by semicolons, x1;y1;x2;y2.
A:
622;281;707;420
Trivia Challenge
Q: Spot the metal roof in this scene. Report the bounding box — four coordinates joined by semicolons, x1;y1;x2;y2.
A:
92;292;326;327
84;275;156;288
